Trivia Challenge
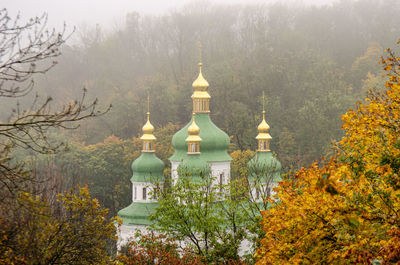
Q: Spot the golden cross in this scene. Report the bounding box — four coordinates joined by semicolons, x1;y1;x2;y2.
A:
262;91;265;113
147;92;150;114
199;41;202;64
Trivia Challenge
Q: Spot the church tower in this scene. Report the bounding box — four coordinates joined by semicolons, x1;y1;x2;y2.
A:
247;92;281;202
118;96;164;242
177;113;210;182
170;44;231;185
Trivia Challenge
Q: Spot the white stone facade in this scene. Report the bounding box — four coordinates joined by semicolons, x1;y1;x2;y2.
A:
118;224;149;249
171;161;180;183
209;161;231;186
249;181;278;203
171;160;231;186
131;181;160;202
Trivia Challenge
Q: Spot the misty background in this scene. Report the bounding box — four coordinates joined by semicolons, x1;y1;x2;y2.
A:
1;0;399;215
6;0;336;29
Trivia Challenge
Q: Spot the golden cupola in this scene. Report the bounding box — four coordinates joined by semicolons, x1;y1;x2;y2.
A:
191;43;210;113
142;113;155;135
256;92;272;152
140;96;156;152
192;63;210;90
247;92;281;183
170;43;231;163
186;113;202;154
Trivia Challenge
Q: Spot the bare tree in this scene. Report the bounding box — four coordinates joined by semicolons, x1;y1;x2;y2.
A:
0;8;110;200
0;9;63;97
0;9;117;263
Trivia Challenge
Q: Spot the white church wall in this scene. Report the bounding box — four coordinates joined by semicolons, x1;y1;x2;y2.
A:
250;181;279;203
171;161;180;184
118;223;256;257
171;160;231;186
117;224;149;249
131;182;158;202
209;161;231;185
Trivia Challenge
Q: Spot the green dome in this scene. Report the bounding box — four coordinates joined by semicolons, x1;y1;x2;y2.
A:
117;202;159;225
131;152;164;182
177;155;210;182
248;152;282;182
170;113;231;162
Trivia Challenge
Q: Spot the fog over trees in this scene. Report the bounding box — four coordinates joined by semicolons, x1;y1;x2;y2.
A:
3;0;399;211
1;0;400;263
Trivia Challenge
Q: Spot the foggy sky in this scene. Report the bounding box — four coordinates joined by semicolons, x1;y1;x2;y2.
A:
4;0;335;30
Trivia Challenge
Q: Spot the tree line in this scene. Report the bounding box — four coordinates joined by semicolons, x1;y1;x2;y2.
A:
11;0;398;216
11;0;397;172
2;0;400;263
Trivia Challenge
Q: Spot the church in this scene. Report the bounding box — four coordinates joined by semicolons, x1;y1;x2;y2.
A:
117;52;282;246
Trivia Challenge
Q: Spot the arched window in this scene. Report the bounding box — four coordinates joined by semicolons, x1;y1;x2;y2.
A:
260;141;264;150
143;187;147;200
219;173;224;192
134;186;137;200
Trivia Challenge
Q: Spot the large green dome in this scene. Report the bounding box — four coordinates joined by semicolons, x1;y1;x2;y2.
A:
170;113;231;162
248;152;282;182
131;152;164;182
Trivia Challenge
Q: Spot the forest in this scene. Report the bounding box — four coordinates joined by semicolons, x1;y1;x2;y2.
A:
1;0;400;264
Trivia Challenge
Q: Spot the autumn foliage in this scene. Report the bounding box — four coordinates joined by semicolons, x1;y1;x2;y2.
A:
117;232;204;265
0;186;118;264
255;42;400;264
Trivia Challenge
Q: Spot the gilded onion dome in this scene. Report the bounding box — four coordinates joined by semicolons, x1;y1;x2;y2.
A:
191;62;211;104
248;92;281;181
258;111;270;133
170;55;231;163
256;110;272;152
178;113;210;180
118;96;165;226
256;92;272;152
186;113;201;143
192;62;210;89
140;112;156;142
192;43;211;113
130;97;164;182
186;113;201;154
141;95;156;152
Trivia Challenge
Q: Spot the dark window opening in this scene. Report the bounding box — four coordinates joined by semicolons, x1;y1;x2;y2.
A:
143;187;147;200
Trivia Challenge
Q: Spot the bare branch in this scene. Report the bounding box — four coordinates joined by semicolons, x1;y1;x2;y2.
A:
0;8;74;98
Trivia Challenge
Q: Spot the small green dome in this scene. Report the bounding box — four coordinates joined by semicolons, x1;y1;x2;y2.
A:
248;152;282;182
177;155;210;181
170;113;231;162
131;152;164;182
118;202;159;225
